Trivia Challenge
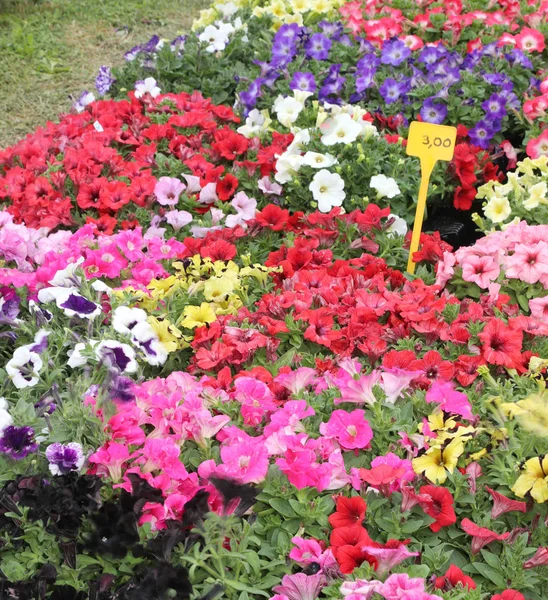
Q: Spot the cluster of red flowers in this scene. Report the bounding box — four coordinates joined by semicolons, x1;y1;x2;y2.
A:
184;205;546;381
0;92;291;232
451;135;504;210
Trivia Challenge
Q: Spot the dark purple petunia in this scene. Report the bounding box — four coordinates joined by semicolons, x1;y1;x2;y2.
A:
0;287;20;325
124;45;142;61
290;71;316;92
142;35;162;53
0;426;38;460
60;293;100;317
381;38;411;67
304;33;332;60
101;345;133;372
420;97;448;124
109;374;136;403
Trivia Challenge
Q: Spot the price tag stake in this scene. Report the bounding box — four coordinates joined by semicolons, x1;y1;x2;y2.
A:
405;122;457;274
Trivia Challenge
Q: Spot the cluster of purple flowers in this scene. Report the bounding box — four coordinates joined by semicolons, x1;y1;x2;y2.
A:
238;26;541;149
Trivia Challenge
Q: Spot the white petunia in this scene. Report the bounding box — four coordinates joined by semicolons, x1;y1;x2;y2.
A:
6;347;43;389
302;151;338;169
273;95;304;128
309;169;346;213
134;77;161;99
199;25;230;53
237;109;270;138
68;341;99;368
370;174;401;199
321;113;365;146
285;129;310;155
274;152;305;184
217;1;238;17
49;258;84;287
112;306;148;335
386;214;408;237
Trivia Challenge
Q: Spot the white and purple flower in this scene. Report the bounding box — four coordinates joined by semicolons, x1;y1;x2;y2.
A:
46;442;85;475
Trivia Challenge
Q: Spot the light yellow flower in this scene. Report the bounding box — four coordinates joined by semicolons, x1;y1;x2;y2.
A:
310;0;333;13
484;194;511;223
512;456;548;503
180;302;217;329
523;181;547;210
267;0;288;18
204;277;235;302
289;0;309;13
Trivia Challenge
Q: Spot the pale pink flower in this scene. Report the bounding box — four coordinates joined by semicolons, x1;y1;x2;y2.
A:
231;191;257;220
165;210;193;231
275;367;317;395
198;182;219;204
380;368;420;404
361;545;419;577
325;448;351;489
334;371;380;405
529;296;548;321
272;573;325;600
340;580;382;598
461;254;500;288
505;242;548;284
182;173;202;193
258;176;283;195
154;177;186;206
435;252;456;287
319;409;373;450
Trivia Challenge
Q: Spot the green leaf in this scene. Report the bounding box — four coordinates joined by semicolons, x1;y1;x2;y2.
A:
226;580;270;597
401;519;425;534
1;559;27;581
268;498;296;518
471;562;507;587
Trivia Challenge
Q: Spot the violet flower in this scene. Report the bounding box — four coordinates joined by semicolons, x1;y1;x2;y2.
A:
95;66;115;96
0;426;38;460
46;442;85;475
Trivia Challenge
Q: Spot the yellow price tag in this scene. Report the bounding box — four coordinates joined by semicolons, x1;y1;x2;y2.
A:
406;121;457;274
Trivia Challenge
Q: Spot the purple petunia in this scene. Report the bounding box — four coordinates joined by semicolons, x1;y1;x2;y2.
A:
420;97;448;124
95;66;115;96
46;442;85;475
481;93;507;120
304;33;332;60
290;72;317;93
469;119;496;149
379;78;409;104
381;38;411;67
0;426;38;460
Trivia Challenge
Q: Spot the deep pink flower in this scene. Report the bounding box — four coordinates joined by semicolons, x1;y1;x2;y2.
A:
320;409;373;451
425;380;474;420
485;487;528;518
461;518;510;554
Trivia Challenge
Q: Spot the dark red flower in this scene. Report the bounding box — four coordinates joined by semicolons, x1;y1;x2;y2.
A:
216;173;239;201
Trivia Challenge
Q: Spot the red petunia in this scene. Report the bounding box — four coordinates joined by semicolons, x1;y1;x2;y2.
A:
410;350;454;382
216;173;239;201
328;496;367;529
491;590;525;600
485;487;528;519
199;240;237;262
478;318;523;368
419;485;456;533
255;204;290;231
434;564;477;591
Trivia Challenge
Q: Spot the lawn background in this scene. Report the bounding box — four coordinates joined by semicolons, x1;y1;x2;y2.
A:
0;0;206;147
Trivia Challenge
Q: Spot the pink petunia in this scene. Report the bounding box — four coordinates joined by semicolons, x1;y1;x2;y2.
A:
320;409;373;451
461;254;500;289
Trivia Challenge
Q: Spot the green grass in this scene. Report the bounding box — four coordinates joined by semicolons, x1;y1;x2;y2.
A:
0;0;206;148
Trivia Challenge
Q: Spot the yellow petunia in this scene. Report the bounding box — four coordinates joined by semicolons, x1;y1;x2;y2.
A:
412;438;464;484
148;317;182;353
512;456;548;503
180;302;217;329
203;277;235;302
523;181;547;210
484;194;511;223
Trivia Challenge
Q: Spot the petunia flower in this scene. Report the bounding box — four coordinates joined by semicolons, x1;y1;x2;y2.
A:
328;496;367;529
0;426;38;460
434;564;476;591
412;438;464;484
461;518;510;554
485;486;528;518
523;546;548;569
5;346;43;389
272;573;326;600
362;544;418;577
512;456;548;503
46;442;85;475
419;485;457;532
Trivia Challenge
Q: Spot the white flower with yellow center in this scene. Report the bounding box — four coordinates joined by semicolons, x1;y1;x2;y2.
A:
321;113;364;146
273;95;304;128
370;174;401;199
309;169;345;212
302;151;338;169
275;151;304;184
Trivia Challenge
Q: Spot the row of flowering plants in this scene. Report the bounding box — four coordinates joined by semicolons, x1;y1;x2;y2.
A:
0;1;548;600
